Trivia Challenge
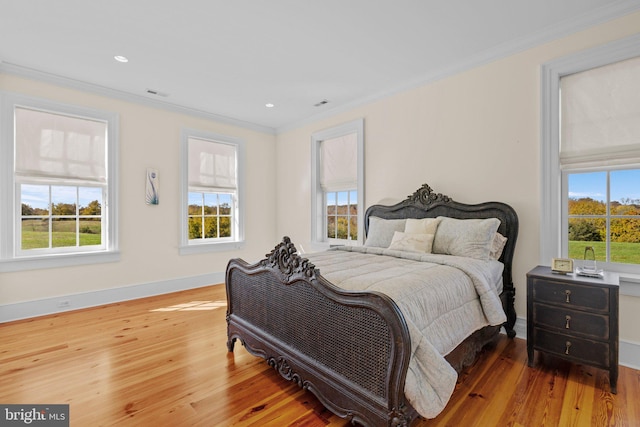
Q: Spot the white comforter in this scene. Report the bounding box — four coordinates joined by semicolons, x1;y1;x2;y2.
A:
304;246;506;419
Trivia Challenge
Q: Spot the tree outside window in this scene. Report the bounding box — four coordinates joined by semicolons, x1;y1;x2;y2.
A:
326;190;357;241
188;192;233;240
567;170;640;265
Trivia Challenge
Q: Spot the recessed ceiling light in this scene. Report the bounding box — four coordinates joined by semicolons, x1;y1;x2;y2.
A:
265;103;275;108
114;55;129;63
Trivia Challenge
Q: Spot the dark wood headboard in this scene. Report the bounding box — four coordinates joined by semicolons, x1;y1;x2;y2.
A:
364;183;519;337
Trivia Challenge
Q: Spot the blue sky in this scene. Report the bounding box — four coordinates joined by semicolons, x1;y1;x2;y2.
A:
569;169;640;203
21;185;102;210
188;192;232;207
328;190;357;206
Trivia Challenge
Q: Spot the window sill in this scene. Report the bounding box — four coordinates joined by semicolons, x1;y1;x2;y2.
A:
179;240;245;255
0;250;120;273
308;240;362;255
618;273;640;297
567;261;640;297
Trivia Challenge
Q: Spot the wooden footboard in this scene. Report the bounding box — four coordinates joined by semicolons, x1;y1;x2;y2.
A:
226;237;419;426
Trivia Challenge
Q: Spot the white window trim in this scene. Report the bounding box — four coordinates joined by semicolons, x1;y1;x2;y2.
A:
179;128;245;255
310;118;364;249
541;33;640;288
0;92;119;272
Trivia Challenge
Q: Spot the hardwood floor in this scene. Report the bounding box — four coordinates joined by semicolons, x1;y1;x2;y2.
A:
1;284;638;426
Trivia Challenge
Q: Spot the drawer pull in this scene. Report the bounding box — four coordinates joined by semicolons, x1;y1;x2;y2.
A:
565;290;571;303
565;315;571;329
565;341;572;355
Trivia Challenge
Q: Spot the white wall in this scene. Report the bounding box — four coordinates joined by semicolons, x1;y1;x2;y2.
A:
0;74;277;312
275;11;640;346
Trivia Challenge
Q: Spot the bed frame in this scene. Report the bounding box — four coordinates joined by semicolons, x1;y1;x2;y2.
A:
225;184;518;426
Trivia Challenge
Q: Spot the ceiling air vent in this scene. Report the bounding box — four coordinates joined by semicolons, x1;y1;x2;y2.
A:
146;89;169;97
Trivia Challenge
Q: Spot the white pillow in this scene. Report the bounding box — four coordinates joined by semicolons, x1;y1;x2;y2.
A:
388;231;435;253
364;217;406;248
404;217;441;235
490;232;508;260
432;217;501;260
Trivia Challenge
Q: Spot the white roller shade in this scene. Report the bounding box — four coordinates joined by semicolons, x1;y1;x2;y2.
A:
320;133;357;191
560;55;640;168
188;137;236;191
15;107;107;182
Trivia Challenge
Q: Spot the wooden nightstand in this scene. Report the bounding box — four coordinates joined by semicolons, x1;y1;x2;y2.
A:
526;265;619;393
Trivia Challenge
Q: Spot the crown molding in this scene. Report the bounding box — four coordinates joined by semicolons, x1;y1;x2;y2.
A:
277;0;640;134
0;62;277;136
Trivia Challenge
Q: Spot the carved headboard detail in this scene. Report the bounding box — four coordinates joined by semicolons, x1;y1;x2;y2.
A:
364;184;519;337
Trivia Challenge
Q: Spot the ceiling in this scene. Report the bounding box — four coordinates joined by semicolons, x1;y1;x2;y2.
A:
1;1;639;133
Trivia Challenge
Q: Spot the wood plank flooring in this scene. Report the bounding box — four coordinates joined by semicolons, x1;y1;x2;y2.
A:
1;284;638;426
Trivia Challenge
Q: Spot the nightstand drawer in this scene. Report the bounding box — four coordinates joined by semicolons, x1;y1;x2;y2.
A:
533;328;610;368
531;278;609;312
532;303;609;340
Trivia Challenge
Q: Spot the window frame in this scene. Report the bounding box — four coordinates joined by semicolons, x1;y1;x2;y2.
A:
563;168;640;266
16;183;106;256
187;191;235;242
541;33;640;277
179;128;245;255
310;118;364;248
0;92;119;272
325;189;359;243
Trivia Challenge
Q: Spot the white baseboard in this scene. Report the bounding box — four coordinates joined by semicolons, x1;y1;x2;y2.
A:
511;316;640;370
513;316;527;339
620;340;640;370
0;272;225;323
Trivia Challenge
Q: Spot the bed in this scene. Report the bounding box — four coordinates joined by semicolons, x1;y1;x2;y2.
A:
225;184;518;426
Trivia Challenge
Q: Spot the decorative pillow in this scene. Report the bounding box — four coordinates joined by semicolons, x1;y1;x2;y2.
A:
364;217;406;248
388;231;435;253
490;232;508;260
432;217;501;260
404;217;441;235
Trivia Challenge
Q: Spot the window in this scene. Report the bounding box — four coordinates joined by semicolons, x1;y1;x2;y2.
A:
326;190;358;241
560;56;640;268
0;94;118;271
541;34;640;275
20;184;104;251
180;129;244;254
188;192;233;240
566;170;640;265
311;119;364;246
